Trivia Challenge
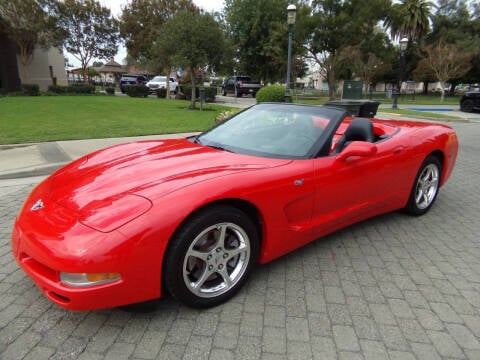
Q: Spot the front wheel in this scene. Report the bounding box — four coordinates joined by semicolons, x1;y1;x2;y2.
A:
163;206;259;308
403;155;442;216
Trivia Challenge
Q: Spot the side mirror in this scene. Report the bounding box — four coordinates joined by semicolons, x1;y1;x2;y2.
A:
337;141;377;161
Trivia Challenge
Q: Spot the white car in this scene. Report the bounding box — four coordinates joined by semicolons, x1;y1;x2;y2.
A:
146;76;179;93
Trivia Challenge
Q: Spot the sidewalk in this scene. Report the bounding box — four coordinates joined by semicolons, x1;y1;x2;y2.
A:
0;133;199;180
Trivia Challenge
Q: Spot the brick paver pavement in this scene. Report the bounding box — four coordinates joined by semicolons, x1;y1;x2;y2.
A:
1;120;479;360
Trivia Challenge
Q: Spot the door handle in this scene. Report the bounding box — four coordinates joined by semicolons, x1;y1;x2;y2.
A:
393;146;405;155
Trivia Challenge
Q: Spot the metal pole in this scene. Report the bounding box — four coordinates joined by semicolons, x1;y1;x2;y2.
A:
392;45;406;109
285;24;293;103
392;51;401;109
392;89;399;109
200;68;205;111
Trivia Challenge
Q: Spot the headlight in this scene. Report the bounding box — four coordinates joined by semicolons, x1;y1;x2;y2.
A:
60;272;121;287
80;194;152;232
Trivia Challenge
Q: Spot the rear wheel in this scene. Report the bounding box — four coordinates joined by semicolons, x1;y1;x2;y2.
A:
403;155;442;216
460;99;474;112
164;206;259;308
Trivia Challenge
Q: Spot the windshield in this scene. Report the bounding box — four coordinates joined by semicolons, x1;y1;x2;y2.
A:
198;103;344;159
151;76;166;82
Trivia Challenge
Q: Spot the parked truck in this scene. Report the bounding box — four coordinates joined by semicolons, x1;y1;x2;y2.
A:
222;76;262;97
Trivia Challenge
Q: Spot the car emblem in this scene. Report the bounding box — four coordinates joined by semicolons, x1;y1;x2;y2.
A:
294;179;304;186
31;199;44;211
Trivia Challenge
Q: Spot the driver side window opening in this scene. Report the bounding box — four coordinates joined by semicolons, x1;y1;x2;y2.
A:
330;117;397;154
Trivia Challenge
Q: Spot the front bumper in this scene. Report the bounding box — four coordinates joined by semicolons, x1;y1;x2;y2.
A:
12;219;161;311
11;182;162;311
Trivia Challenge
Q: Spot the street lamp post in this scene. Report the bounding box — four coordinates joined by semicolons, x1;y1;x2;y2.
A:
392;36;408;109
284;4;296;103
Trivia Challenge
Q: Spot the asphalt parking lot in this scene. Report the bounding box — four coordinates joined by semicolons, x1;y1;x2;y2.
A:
1;119;480;360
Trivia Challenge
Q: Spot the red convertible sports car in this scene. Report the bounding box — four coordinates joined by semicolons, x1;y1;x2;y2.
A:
12;103;458;310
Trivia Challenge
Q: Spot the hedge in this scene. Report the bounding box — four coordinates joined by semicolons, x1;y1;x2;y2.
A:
156;88;167;98
48;84;96;94
180;86;216;102
21;84;40;96
126;85;150;98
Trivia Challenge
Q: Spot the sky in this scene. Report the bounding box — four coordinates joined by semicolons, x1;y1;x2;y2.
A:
99;0;225;16
68;0;225;66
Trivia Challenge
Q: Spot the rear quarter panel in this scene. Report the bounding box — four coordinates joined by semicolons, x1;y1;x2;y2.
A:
392;120;458;187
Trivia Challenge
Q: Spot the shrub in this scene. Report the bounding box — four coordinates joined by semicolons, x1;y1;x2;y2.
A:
180;86;216;102
22;84;40;96
126;85;150;98
48;85;66;94
105;86;115;95
215;110;235;124
47;84;95;94
156;88;167;98
69;83;96;94
256;85;285;103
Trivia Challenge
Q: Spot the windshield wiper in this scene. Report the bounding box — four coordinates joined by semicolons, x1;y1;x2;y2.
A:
192;136;233;153
190;135;202;145
206;144;233;153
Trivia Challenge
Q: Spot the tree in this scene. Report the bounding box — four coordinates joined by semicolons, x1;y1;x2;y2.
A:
342;47;391;95
384;0;435;43
159;9;227;109
224;0;307;82
416;42;472;101
57;0;119;80
119;0;196;72
302;0;391;99
0;0;61;83
427;0;480;89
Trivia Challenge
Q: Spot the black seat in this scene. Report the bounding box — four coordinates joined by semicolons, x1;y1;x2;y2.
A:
334;118;374;153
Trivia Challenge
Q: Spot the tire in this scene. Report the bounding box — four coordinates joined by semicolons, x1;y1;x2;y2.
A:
403;155;442;216
163;206;259;308
222;89;227;96
460;99;474;112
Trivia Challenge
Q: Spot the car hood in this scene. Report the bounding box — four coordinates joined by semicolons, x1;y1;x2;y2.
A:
49;138;290;213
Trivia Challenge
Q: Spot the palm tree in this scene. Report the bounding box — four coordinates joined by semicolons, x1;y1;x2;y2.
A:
384;0;436;43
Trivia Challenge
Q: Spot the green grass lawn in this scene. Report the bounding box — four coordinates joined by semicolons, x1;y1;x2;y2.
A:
1;96;231;144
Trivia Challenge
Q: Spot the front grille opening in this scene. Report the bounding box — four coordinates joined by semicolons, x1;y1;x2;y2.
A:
20;253;58;282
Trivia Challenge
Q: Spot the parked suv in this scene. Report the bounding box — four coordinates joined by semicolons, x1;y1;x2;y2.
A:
146;76;179;94
119;74;148;93
460;91;480;113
